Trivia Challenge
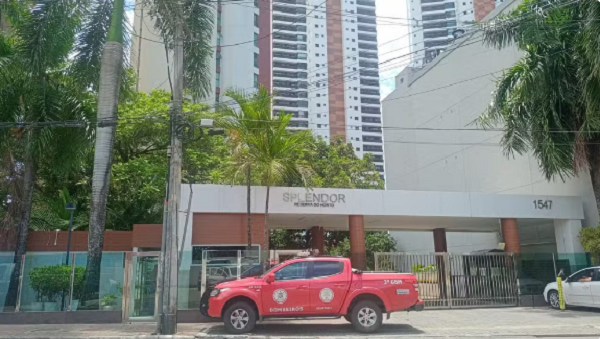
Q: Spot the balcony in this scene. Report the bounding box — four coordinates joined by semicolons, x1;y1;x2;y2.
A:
363;125;382;133
276;90;308;98
360;88;379;96
358;42;377;51
360;69;378;78
273;5;306;15
422;2;454;12
421;0;444;3
273;32;306;42
273;23;306;32
357;8;376;16
288;120;309;128
363;135;382;143
359;60;378;69
424;39;451;48
357;17;376;25
358;25;377;33
274;110;308;118
375;165;384;172
273;80;308;89
371;154;384;162
358;34;377;42
273;43;307;51
361;79;379;87
274;99;309;108
274;0;306;4
273;70;308;79
363;144;383;152
361;106;380;114
362;116;381;123
359;51;378;59
273;61;307;70
357;0;375;6
361;97;379;104
273;15;306;23
424;30;451;39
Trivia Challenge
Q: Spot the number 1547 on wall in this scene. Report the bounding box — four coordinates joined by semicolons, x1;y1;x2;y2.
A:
533;199;552;210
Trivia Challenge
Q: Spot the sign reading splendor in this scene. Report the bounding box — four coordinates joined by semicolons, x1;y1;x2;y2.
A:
283;192;346;208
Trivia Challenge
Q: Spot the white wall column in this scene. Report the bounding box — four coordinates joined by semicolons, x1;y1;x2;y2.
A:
553;219;584;253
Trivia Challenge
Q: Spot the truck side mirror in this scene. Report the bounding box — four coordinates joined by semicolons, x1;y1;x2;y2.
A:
265;274;274;284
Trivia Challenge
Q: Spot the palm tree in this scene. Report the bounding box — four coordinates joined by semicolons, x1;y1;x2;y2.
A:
478;0;600;215
0;3;91;309
250;112;315;269
217;87;274;253
71;0;214;298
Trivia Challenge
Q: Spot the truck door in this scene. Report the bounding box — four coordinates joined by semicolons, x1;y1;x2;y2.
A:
261;261;310;316
309;260;348;314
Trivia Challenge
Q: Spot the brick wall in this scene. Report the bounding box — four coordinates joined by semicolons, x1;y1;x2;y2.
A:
26;231;133;252
132;224;162;249
192;213;268;250
501;218;521;253
474;0;495;21
349;215;366;270
326;0;347;139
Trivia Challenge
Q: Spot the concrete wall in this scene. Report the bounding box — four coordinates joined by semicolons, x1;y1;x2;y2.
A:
383;0;598;251
393;231;498;253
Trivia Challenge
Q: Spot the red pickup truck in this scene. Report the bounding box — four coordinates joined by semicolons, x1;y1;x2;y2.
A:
200;256;424;334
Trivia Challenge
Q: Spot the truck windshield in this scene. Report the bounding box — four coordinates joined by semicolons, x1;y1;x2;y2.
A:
260;263;282;278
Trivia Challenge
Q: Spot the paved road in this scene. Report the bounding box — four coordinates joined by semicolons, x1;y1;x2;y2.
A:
1;307;600;338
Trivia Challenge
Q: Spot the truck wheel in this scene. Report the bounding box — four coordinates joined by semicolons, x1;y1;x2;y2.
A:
351;300;383;333
223;301;256;334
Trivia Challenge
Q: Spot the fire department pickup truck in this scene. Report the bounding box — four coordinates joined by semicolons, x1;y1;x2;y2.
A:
200;257;424;334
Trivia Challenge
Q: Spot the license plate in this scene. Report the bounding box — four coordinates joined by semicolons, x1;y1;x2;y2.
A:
396;289;409;295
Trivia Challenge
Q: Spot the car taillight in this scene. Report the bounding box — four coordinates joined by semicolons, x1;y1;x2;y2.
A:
413;283;419;292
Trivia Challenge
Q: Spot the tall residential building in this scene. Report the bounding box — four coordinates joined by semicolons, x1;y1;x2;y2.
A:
407;0;500;66
132;0;385;178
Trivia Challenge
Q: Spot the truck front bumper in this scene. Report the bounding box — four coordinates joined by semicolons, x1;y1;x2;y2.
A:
409;299;424;311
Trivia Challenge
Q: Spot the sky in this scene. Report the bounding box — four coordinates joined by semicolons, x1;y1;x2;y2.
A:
125;0;410;99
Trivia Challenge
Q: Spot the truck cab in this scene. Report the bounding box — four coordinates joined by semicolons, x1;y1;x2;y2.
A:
201;257;423;334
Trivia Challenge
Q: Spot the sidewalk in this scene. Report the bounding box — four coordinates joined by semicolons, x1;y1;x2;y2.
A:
1;308;599;339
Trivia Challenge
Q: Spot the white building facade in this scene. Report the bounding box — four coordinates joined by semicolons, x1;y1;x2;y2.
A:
383;0;598;253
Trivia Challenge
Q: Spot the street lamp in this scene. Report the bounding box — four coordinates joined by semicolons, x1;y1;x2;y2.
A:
65;203;76;266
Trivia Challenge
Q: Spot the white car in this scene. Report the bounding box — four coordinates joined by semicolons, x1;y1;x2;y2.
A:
543;266;600;309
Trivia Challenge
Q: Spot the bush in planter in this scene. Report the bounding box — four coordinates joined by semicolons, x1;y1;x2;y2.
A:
29;265;86;306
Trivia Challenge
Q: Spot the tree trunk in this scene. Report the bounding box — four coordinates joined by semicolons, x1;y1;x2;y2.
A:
246;166;252;250
4;154;34;310
588;143;600;219
84;0;124;307
263;185;270;270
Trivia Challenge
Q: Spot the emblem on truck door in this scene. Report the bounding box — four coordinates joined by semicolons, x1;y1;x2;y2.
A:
273;289;288;304
319;288;334;303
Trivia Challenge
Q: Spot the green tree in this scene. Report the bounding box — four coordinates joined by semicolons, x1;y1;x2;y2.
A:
478;0;600;215
328;232;397;270
0;4;91;309
580;227;600;264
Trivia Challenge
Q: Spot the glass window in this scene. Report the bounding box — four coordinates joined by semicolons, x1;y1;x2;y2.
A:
275;262;308;281
254;33;258;47
254;53;259;67
569;269;595;283
216;73;220;87
254;74;259;88
312;261;344;278
254;14;259;27
298;53;307;59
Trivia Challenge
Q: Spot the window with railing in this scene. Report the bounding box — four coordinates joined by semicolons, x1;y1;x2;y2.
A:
375;165;384;172
357;17;376;24
424;39;450;48
358;34;377;42
357;0;375;6
357;8;375;16
363;144;383;152
361;79;379;86
360;70;378;77
422;13;446;21
422;3;446;11
273;51;298;59
361;97;379;104
274;100;308;107
358;43;377;51
362;116;381;123
363;135;382;143
360;89;379;96
288;120;309;128
371;154;383;162
273;15;306;23
363;125;382;133
359;51;378;59
359;60;378;69
424;30;449;39
361;106;380;114
358;25;376;32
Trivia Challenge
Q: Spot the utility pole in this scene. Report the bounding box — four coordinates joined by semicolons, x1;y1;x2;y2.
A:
158;18;184;335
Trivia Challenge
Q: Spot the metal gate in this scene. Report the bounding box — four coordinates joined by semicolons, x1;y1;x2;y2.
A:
375;252;519;309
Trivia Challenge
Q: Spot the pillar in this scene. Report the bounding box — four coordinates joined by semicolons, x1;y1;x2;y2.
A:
349;215;367;270
433;228;448;252
310;226;325;254
501;218;521;253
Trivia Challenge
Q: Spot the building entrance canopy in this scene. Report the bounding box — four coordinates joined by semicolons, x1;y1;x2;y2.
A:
181;185;584;232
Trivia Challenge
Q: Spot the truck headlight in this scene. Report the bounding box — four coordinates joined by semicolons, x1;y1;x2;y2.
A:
210;288;229;297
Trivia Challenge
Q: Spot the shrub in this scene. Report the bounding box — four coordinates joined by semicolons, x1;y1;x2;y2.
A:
29;265;86;302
